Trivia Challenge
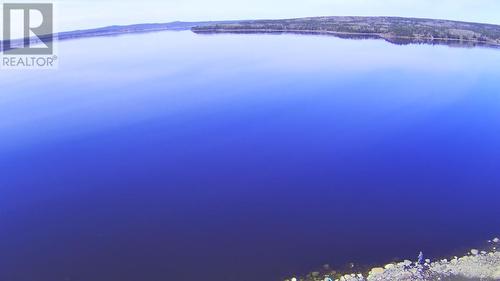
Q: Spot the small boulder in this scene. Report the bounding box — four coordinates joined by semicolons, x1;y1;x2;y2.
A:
384;264;395;269
369;267;385;275
493;267;500;280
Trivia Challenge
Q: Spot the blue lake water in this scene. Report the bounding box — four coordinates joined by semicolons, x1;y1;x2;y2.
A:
1;31;500;281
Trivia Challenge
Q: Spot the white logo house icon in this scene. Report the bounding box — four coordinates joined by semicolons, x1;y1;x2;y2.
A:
2;3;54;55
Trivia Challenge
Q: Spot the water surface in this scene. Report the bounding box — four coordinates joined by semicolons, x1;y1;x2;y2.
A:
1;31;500;281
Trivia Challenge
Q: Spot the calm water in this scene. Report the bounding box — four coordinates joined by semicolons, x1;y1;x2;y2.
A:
1;31;500;281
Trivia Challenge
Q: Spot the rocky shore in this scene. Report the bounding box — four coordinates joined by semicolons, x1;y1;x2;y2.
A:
286;237;500;281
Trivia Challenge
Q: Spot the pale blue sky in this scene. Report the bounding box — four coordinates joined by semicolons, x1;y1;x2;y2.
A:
53;0;500;31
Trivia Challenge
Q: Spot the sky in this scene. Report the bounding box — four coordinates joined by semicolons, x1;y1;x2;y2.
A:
5;0;500;32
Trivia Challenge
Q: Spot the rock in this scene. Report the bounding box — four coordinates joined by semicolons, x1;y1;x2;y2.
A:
425;259;431;263
471;249;479;255
493;267;500;280
384;264;395;269
403;260;412;266
369;267;385;275
291;278;297;281
493;237;500;243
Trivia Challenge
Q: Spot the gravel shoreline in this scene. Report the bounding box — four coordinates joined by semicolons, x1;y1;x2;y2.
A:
287;237;500;281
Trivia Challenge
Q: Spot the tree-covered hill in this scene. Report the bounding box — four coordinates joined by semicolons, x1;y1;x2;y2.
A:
192;17;500;47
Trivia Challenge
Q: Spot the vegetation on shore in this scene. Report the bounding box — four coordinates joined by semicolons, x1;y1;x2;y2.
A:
192;16;500;48
4;17;500;51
